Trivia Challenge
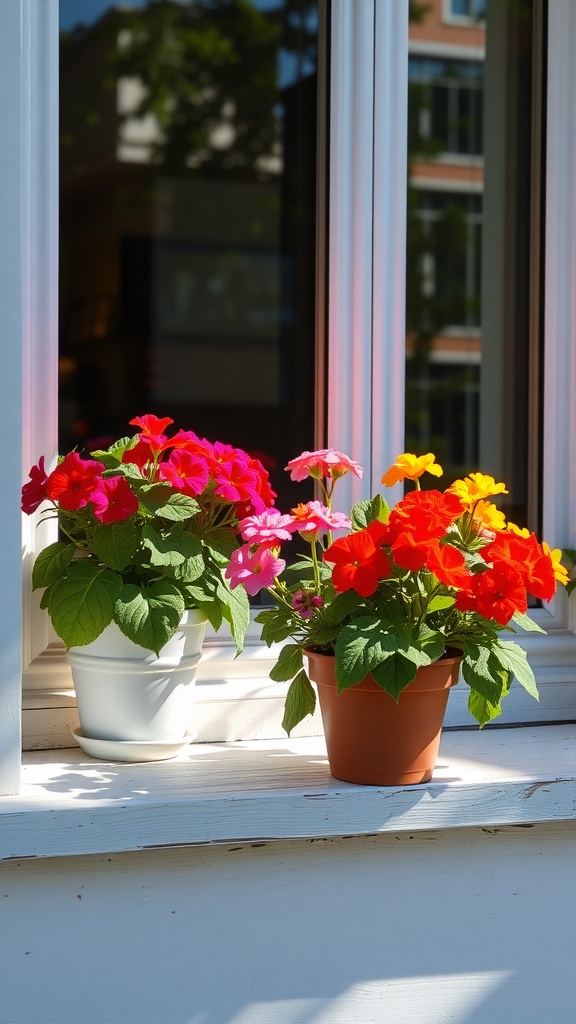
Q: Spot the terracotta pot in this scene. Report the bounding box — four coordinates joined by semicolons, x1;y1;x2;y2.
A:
306;649;461;786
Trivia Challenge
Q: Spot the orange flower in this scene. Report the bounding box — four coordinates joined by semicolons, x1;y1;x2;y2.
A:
381;452;443;487
448;472;508;506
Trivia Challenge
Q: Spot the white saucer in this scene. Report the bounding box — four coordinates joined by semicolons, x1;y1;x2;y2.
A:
71;727;198;763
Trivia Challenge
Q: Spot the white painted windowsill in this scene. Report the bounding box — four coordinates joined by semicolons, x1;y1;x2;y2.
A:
1;725;574;861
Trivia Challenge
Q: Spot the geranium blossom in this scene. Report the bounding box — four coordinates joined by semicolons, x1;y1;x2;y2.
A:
21;456;48;514
46;453;104;511
324;529;391;597
158;450;210;497
239;509;296;546
91;475;139;524
425;541;471;588
381;452;443;487
225;544;285;596
290;500;352;540
482;532;557;602
285;449;363;482
448;472;508;505
455;564;527;625
387;489;464;543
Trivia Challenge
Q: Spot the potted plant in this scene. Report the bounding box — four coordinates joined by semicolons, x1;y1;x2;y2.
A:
226;449;568;785
21;413;275;759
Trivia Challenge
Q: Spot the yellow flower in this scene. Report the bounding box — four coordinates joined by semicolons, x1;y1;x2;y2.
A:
542;542;571;586
381;452;443;487
448;472;508;506
472;500;506;531
506;521;530;538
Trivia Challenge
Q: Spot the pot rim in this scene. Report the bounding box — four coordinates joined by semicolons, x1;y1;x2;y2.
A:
304;648;462;668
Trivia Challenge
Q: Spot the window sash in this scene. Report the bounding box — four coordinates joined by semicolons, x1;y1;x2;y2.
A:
16;0;576;761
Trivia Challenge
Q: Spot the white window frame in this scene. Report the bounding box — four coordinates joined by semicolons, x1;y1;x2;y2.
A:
1;0;573;787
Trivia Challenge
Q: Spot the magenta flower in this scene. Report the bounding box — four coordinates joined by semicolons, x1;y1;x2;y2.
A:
289;500;352;539
21;456;49;514
285;448;364;482
239;509;296;546
292;590;324;619
158;450;210;497
91;475;139;524
225;544;286;596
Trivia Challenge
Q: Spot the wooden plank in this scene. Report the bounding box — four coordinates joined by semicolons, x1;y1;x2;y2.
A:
0;725;574;860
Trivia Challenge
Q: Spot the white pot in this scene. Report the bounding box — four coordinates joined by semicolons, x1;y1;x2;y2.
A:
67;610;208;744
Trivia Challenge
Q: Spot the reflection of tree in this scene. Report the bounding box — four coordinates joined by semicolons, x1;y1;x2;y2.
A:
96;0;318;178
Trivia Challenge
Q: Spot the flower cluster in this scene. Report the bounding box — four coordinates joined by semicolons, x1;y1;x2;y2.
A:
228;449;567;733
22;415;274;654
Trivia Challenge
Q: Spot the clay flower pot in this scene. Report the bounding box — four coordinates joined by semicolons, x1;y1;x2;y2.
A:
306;649;461;786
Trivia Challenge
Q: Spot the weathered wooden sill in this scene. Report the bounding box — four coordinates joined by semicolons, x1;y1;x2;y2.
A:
1;724;574;861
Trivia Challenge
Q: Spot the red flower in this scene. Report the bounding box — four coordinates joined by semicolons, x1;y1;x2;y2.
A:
425;541;471;588
390;531;430;571
158;450;210;497
324;529;391;598
455;564;527;626
91;476;139;524
122;438;156;473
46;453;104;511
387;489;464;544
21;456;48;514
129;414;174;436
482;531;556;602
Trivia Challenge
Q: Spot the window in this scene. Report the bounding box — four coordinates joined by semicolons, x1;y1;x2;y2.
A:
4;0;574;787
409;56;484;157
444;0;487;25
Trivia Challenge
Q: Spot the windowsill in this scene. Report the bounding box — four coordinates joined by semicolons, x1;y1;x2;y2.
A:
1;724;574;861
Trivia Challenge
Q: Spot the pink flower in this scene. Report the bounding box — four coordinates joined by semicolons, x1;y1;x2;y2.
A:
239;509;296;546
224;544;285;596
289;500;352;540
21;456;49;514
292;590;324;619
158;450;210;497
91;476;139;524
46;453;104;511
285;449;364;482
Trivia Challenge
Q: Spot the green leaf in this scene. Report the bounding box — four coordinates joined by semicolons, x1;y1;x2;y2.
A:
510;610;546;634
269;643;304;682
281;670;316;736
139;485;199;522
370;652;419;699
334;618;405;688
203;528;239;559
114;581;185;655
32;542;76;590
256;607;295;646
427;594;455;614
91;435;136;465
468;688;503;728
492;640;540;701
323;590;362;625
351;494;390;530
305;624;340;647
196;600;223;633
141;523;203;569
91;520;139;571
462;646;509;706
48;562;122;647
416;624;446;662
217;579;250;654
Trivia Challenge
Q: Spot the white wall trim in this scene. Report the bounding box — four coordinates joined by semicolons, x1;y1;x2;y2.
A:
0;1;26;795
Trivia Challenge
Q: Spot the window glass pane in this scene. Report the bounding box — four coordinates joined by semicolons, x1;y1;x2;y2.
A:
59;0;319;514
407;0;542;529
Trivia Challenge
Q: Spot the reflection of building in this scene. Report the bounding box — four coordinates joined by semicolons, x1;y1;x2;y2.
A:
407;0;485;473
